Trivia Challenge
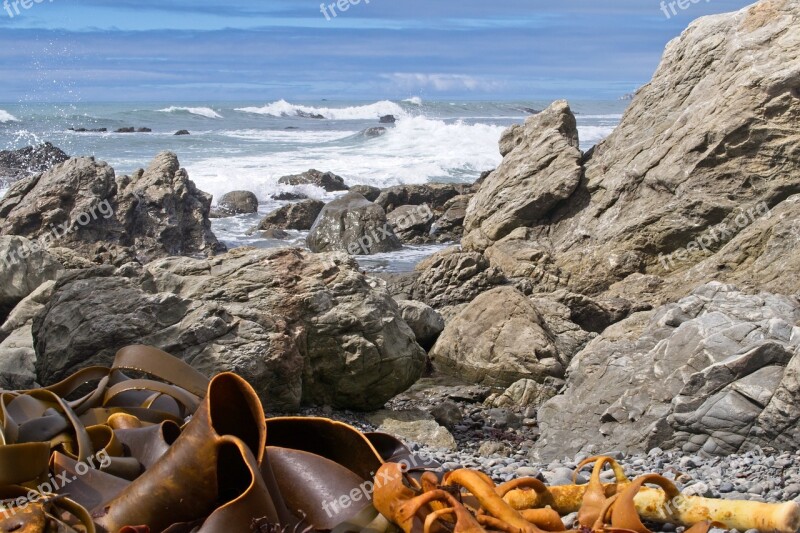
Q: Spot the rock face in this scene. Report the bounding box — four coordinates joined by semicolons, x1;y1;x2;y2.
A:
0;152;226;263
534;283;800;460
0;237;62;321
0;143;69;185
31;247;426;411
307;192;402;255
463;101;583;243
430;286;566;387
259;200;325;231
217;190;259;216
278;169;349;192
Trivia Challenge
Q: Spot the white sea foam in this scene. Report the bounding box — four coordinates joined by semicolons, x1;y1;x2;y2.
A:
403;97;423;106
158;106;223;119
236;100;408;120
577;125;617;149
0;110;20;123
186;116;505;202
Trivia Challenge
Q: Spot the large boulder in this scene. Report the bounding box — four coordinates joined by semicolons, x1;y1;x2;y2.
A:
534;282;800;461
307;192;402;255
0;143;69;186
386;204;435;244
396;300;445;350
278;169;349;192
0;152;226;263
259;200;325;231
463;100;583;243
31;247;426;411
215;190;259;216
430;286;566;387
0;236;62;321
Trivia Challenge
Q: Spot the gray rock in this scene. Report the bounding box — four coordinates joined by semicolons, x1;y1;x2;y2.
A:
387;204;435;244
0;143;69;186
217;190;259;215
491;379;558;410
431;286;566;387
30;248;426;411
0;152;226;263
534;282;800;461
306;192;402;255
259;199;325;231
368;409;457;450
409;247;505;308
429;401;463;430
350;185;381;202
396;299;445;350
278;169;348;192
0;236;62;321
375;184;470;213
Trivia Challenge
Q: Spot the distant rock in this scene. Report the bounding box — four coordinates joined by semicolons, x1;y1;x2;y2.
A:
271;191;309;201
259;199;324;231
297;111;325;119
216;190;259;216
0;143;69;185
379;115;397;124
349;185;381;202
278;169;349;192
137;127;152;133
115;127;135;133
307;192;401;255
0;152;226;263
174;130;190;136
363;126;387;138
69;128;107;133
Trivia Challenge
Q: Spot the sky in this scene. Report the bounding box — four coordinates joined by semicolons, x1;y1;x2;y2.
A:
0;0;758;103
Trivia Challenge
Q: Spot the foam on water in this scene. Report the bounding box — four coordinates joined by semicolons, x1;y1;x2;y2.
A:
158;106;223;119
236;99;408;120
403;97;423;106
0;110;20;123
186;116;505;202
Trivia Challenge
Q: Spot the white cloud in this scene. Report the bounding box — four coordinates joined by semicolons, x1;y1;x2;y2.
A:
382;73;503;92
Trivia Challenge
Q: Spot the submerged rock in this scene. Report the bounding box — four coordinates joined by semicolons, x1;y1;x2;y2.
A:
0;143;69;185
216;190;259;216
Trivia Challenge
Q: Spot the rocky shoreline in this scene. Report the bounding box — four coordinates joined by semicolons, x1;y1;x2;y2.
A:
0;1;799;521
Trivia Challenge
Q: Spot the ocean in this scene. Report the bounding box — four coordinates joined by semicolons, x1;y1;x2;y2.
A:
0;99;627;271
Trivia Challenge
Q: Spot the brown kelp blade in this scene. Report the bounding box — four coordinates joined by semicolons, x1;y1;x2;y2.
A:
265;446;372;530
93;372;266;532
265;417;385;481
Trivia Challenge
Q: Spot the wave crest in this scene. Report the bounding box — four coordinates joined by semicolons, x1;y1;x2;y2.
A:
236;99;408;120
0;110;20;123
158;106;223;119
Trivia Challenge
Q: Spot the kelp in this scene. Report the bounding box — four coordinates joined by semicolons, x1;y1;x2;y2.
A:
0;345;797;533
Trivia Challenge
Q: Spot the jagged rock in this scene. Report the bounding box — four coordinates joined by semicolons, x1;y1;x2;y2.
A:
0;281;55;390
349;185;381;202
490;379;558;410
307;192;401;255
0;236;62;321
386;204;435;243
0;152;226;263
430;195;471;241
534;282;800;461
278;169;349;192
396;299;445;350
30;248;426;411
408;247;504;308
367;409;457;450
0;143;69;185
115;127;135;133
174;130;190;136
217;190;259;216
430;286;566;387
271;192;309;201
259;200;324;231
375;184;470;213
463;100;583;244
379;115;397;124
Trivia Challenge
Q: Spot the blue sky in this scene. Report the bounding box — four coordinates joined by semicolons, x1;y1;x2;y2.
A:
0;0;756;102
